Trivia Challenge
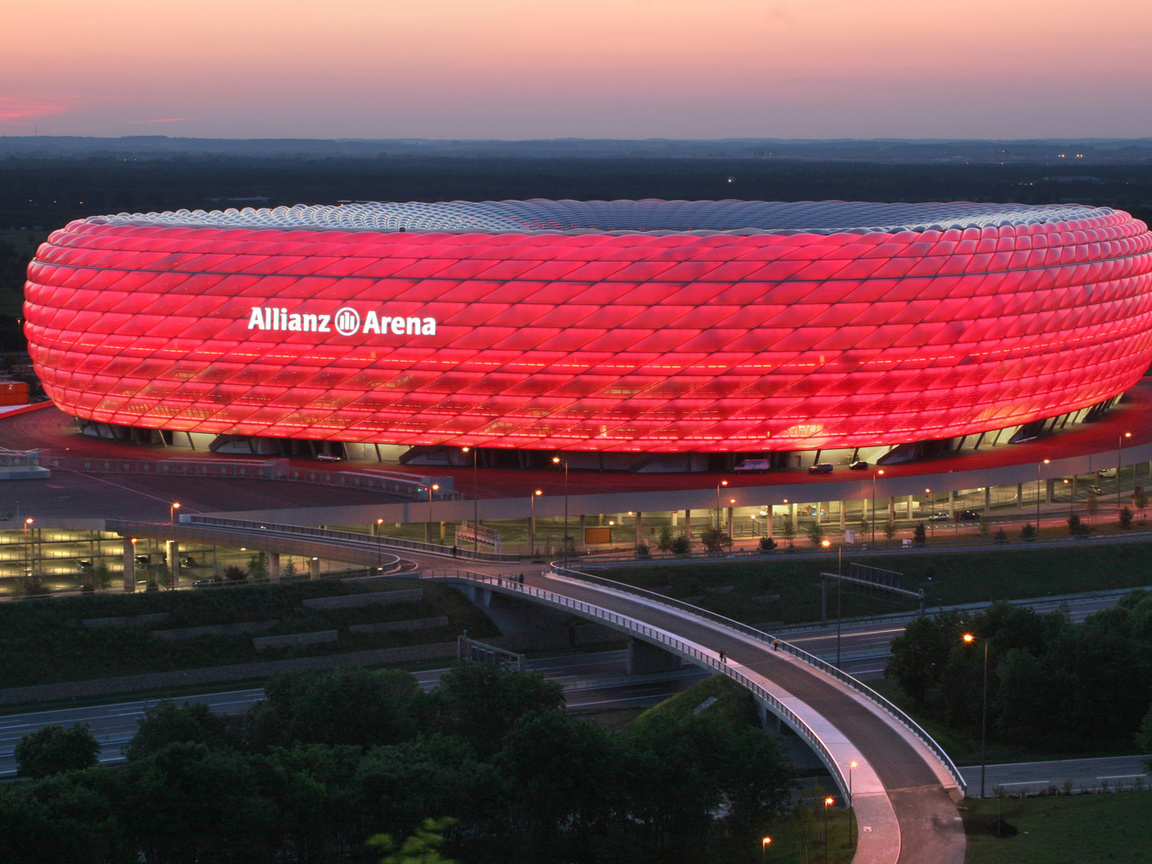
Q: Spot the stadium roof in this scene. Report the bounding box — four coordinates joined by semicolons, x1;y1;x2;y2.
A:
91;199;1110;236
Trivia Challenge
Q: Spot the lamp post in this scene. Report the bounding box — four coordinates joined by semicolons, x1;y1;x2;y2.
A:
870;469;884;544
848;760;858;846
529;489;542;555
553;456;569;568
425;483;439;544
926;488;933;537
1036;459;1049;534
23;517;33;578
462;447;479;553
375;518;383;572
715;479;728;529
823;538;844;666
761;836;771;863
823;796;834;864
1118;431;1131;511
963;632;989;798
170;501;180;524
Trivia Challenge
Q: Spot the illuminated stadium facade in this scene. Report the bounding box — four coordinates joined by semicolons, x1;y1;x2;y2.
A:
23;200;1152;460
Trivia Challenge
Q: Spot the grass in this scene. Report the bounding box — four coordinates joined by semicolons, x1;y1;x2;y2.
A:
963;792;1152;864
600;540;1152;627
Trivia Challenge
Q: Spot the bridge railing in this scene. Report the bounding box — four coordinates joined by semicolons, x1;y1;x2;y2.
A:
184;516;521;561
547;563;966;795
422;568;846;798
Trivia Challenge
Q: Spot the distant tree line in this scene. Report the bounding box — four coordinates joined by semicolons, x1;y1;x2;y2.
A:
3;664;795;864
885;591;1152;754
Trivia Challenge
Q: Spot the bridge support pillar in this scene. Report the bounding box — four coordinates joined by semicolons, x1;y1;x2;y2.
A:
122;538;135;592
166;540;179;586
268;551;280;580
1016;482;1024;509
755;700;783;733
984;486;992;513
684;509;691;539
308;557;320;579
634;512;642;547
627;638;682;674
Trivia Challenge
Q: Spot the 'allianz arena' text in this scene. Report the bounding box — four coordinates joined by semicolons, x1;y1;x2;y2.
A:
23;200;1152;452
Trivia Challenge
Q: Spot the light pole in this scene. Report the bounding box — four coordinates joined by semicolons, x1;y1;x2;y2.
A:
425;483;439;544
170;501;180;524
963;632;989;798
848;760;858;846
715;479;728;529
823;796;834;864
23;517;33;578
823;538;844;666
553;456;569;568
1036;459;1049;534
761;836;771;863
1118;431;1131;511
462;447;479;553
926;487;933;537
870;469;884;544
529;489;542;555
375;518;383;571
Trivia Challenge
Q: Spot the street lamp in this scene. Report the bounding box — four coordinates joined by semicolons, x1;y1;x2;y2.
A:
462;447;479;553
963;632;989;798
1118;431;1131;510
1036;459;1050;534
425;483;439;544
871;469;884;544
529;489;542;556
23;517;33;578
375;518;383;571
761;836;771;863
823;796;834;864
926;488;933;537
553;456;570;568
822;538;844;666
715;479;728;529
170;501;180;524
848;760;858;846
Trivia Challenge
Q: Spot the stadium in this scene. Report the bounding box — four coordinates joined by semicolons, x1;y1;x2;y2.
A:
22;199;1152;468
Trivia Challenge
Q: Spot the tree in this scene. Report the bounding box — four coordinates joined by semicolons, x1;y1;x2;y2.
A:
15;724;100;778
913;522;926;545
223;564;247;582
670;532;692;554
427;663;564;757
1137;696;1152;774
92;561;112;590
370;817;458;864
1067;513;1087;535
780;519;796;548
656;525;674;552
125;700;235;761
804;521;825;547
1133;485;1148;521
247;550;269;580
1086;495;1099;524
883;519;897;540
281;558;298;578
700;526;732;555
1119;506;1134;529
758;536;776;552
635;542;650;558
1020;522;1036;540
885;614;967;706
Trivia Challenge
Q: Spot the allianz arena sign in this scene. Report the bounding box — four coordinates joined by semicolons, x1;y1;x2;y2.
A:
23;200;1152;453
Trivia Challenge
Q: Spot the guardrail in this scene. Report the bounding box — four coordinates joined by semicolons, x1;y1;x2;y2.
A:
546;563;966;796
184;516;522;562
422;568;851;800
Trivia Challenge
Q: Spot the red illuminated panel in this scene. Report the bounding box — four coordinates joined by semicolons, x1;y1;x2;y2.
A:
23;201;1152;452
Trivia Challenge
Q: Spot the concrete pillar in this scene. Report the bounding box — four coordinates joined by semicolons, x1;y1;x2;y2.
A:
1045;479;1053;505
685;509;691;539
727;506;734;537
984;486;991;513
166;540;178;585
634;512;642;547
887;498;895;523
1016;483;1024;509
122;538;135;592
766;506;774;539
308;557;320;578
268;551;280;580
816;502;823;525
789;501;798;529
627;638;682;674
906;494;914;519
949;490;956;518
839;501;846;531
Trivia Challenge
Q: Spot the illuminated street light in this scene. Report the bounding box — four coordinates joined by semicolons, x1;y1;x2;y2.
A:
963;633;989;798
553;456;570;568
823;796;835;864
871;469;884;544
170;501;180;524
425;483;439;544
761;836;771;863
1118;431;1131;510
23;517;33;579
463;446;479;553
848;760;858;845
529;489;543;555
715;479;729;529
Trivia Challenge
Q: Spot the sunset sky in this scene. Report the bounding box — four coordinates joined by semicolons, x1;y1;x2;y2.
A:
4;0;1150;140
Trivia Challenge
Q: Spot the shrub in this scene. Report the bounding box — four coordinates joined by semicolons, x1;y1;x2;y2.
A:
670;533;692;555
913;522;926;545
1021;522;1036;540
635;542;650;558
758;536;777;552
1119;506;1134;529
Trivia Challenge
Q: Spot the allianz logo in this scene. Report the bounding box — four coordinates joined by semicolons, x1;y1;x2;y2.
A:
247;306;438;337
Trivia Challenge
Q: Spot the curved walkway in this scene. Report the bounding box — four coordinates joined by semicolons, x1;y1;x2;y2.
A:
421;562;966;864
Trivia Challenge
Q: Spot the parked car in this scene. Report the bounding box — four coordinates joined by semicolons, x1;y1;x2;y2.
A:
958;510;981;521
76;558;93;571
1088;485;1105;496
928;512;951;522
316;453;340;462
134;554;150;565
808;463;834;474
849;460;869;470
180;555;196;567
734;458;772;473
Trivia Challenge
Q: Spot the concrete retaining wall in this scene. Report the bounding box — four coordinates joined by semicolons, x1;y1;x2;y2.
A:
302;589;422;609
153;620;280;641
349;616;450;634
253;630;338;651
